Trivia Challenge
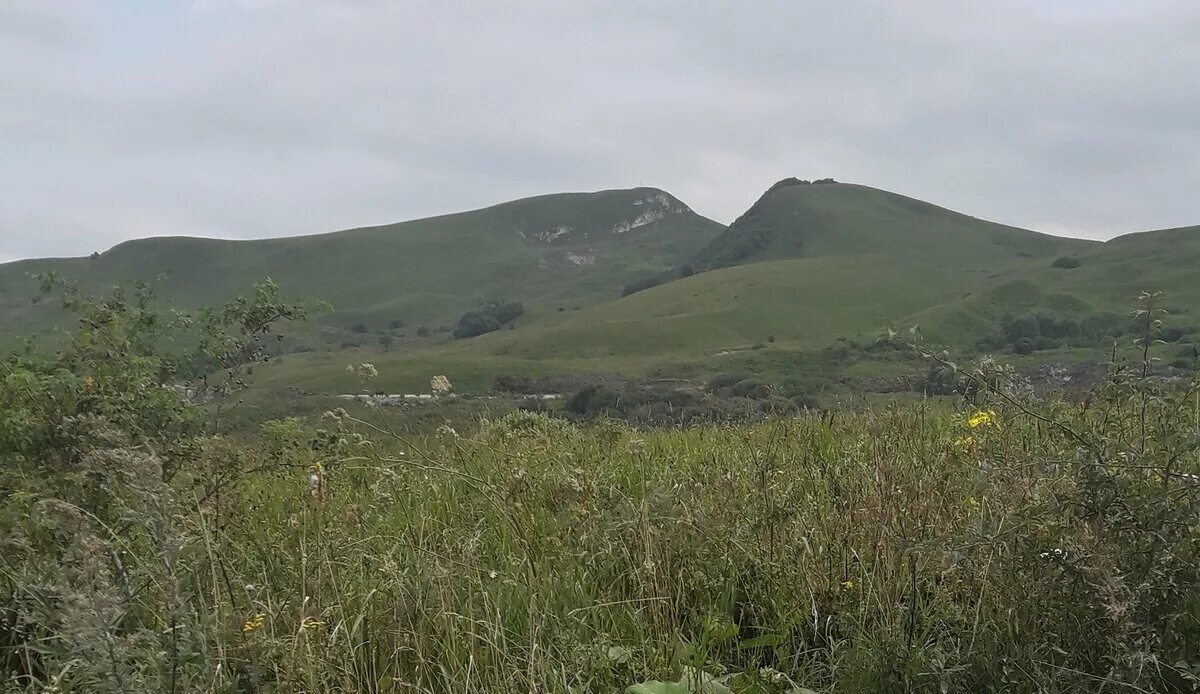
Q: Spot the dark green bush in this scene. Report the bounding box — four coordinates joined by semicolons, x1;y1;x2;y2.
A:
730;379;770;399
453;301;524;339
493;374;536;394
621;275;665;297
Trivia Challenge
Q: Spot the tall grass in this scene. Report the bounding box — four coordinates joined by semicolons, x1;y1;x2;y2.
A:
8;386;1199;692
4;285;1200;692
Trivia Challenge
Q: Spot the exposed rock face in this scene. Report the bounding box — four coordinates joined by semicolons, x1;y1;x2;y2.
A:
534;225;573;243
566;252;595;266
612;192;687;234
527;192;688;244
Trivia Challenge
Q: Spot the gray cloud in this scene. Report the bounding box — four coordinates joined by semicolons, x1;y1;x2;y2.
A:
2;0;1198;260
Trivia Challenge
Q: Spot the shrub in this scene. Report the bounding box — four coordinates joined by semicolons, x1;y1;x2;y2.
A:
621;275;664;297
453;301;524;339
790;393;819;409
778;377;810;400
707;372;747;393
1013;337;1035;355
920;362;961;395
482;409;576;442
1051;255;1082;269
350;322;368;333
1160;326;1189;343
493;374;536;394
0;278;311;692
729;378;770;399
565;384;622;415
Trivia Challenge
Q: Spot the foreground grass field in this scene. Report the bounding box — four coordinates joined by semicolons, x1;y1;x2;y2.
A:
8;393;1200;691
4;282;1200;693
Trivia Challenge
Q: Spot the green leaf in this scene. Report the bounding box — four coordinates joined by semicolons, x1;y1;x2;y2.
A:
607;645;633;664
626;682;689;694
682;667;733;694
735;633;785;650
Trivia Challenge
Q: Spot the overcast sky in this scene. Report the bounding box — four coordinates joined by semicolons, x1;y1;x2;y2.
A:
2;1;1198;263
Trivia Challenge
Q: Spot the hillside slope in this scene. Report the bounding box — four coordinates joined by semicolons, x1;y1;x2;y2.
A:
915;224;1200;343
0;188;725;345
237;181;1172;401
6;179;1196;406
690;179;1095;271
487;180;1106;356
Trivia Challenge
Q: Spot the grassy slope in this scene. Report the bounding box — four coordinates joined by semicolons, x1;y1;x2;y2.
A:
0;188;725;346
916;224;1200;341
240;183;1118;401
7;180;1196;406
691;181;1094;271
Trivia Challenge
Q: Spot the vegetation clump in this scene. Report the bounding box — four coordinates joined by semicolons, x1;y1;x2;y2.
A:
452;300;524;338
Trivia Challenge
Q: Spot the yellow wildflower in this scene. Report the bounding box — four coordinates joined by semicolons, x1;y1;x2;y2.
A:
301;617;325;632
83;375;95;391
242;613;265;634
967;409;997;429
954;436;974;449
841;579;855;591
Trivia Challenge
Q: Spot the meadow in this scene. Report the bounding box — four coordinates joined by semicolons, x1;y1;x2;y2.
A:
3;283;1200;693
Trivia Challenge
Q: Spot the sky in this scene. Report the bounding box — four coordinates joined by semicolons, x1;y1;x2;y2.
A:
2;0;1199;263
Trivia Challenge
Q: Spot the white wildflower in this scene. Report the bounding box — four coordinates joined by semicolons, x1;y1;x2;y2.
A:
759;667;785;684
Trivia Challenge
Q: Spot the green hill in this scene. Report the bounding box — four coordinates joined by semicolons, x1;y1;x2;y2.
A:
0;188;725;347
243;181;1200;402
916;224;1200;346
690;179;1094;271
5;178;1198;409
464;180;1107;358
